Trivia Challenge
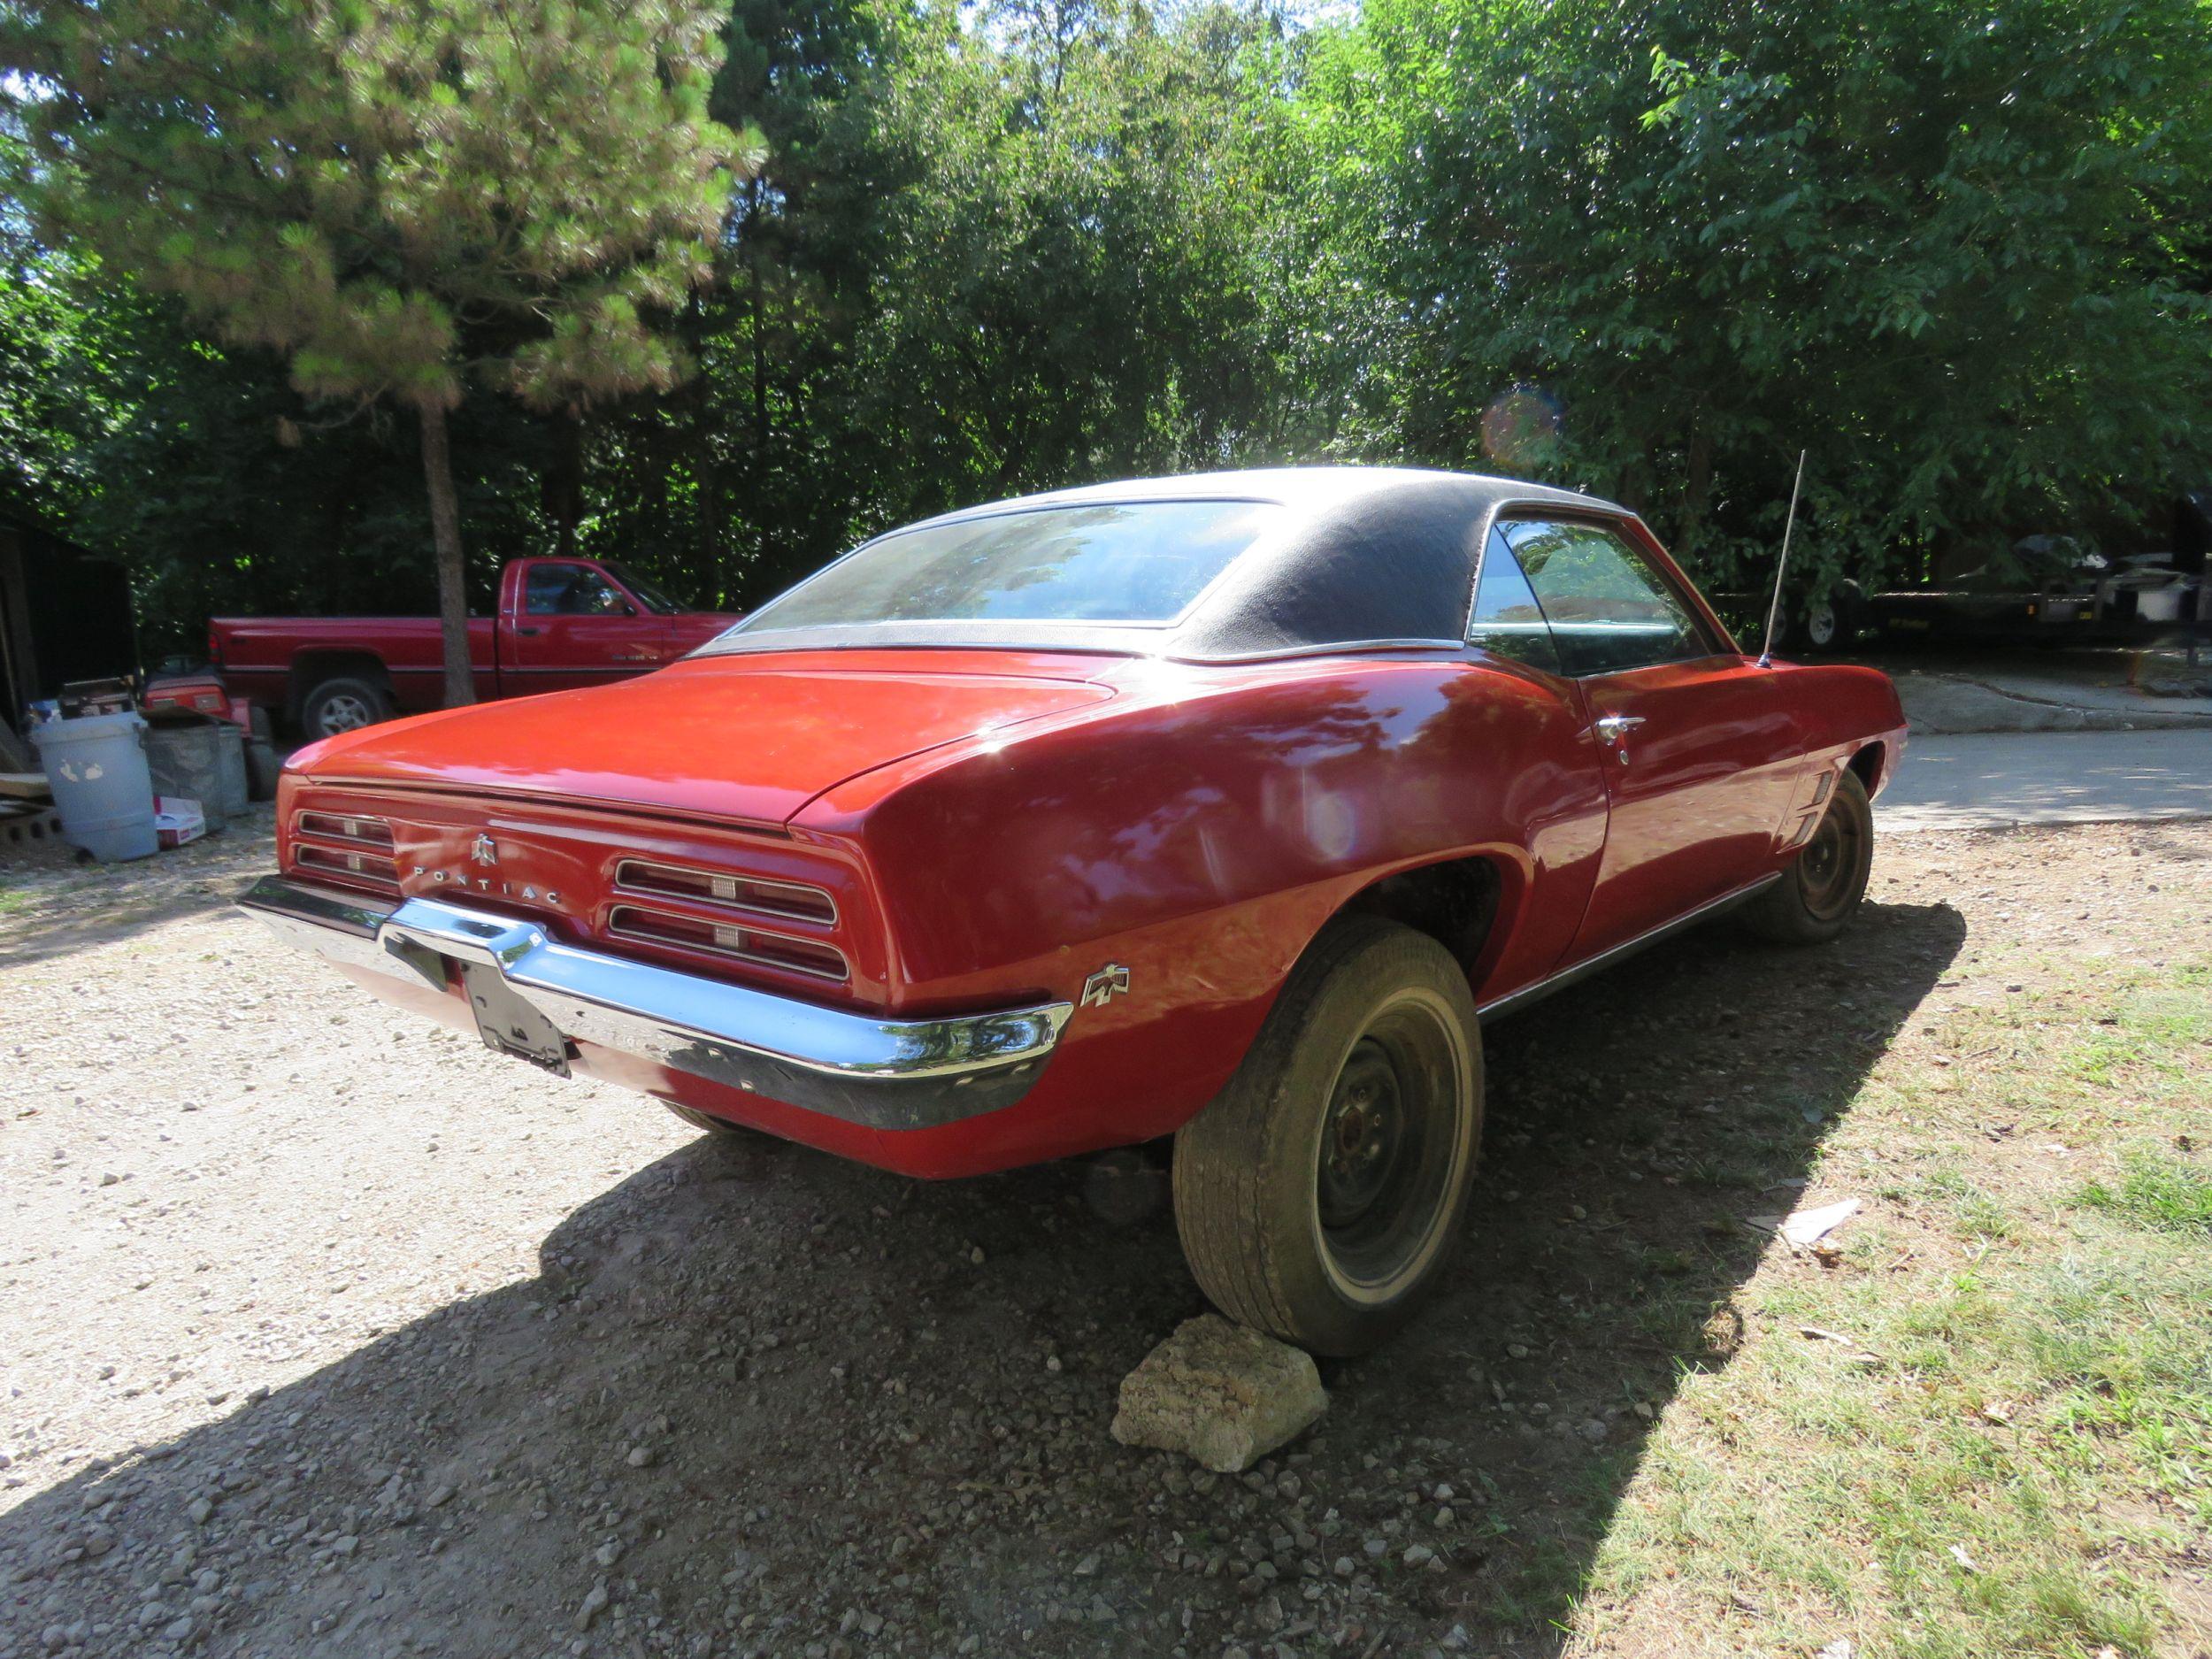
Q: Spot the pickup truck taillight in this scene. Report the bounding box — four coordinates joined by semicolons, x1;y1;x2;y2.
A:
206;624;222;669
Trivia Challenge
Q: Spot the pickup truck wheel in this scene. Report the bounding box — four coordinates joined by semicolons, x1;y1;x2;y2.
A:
1742;769;1873;944
662;1102;769;1141
300;676;391;740
1172;916;1482;1357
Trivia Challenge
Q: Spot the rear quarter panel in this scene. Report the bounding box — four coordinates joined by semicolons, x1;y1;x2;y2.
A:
1771;660;1909;792
793;654;1610;1173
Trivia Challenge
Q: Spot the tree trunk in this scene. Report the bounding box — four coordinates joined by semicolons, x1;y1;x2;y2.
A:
418;401;475;710
544;410;585;560
1678;419;1714;564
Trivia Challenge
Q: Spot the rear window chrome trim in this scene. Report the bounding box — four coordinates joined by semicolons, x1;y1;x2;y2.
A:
1167;637;1467;665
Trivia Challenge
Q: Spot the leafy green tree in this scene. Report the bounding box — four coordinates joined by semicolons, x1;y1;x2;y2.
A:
575;0;1302;608
13;0;2202;666
3;0;755;703
1293;0;2212;599
0;124;127;527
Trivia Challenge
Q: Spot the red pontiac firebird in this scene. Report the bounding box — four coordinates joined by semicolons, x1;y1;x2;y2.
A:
242;469;1905;1355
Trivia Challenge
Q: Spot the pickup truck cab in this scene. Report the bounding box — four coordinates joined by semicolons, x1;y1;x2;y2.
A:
209;557;741;738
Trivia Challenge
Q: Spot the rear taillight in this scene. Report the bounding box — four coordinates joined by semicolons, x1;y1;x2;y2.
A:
613;858;835;925
296;812;396;849
290;812;399;895
608;904;849;982
607;856;849;984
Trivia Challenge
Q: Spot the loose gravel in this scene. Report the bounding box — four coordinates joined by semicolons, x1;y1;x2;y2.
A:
2;807;2201;1658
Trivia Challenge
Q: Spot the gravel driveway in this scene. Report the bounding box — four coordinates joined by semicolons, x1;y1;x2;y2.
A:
1;809;2193;1658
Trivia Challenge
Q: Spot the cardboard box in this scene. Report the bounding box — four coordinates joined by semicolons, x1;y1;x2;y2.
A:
154;795;207;849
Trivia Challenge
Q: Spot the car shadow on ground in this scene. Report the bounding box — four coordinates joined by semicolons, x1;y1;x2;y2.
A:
0;899;1965;1659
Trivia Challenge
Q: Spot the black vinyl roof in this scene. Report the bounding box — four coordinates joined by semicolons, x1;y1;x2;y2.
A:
698;466;1631;662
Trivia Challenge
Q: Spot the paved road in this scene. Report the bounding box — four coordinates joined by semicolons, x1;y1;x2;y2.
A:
1877;728;2212;831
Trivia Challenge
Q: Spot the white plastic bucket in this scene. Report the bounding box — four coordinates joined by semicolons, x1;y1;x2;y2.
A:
28;711;159;861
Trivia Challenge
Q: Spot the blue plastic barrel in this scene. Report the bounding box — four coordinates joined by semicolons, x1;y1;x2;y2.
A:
29;711;159;861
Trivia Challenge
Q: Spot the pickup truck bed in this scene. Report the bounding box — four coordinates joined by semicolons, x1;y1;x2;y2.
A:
211;557;739;737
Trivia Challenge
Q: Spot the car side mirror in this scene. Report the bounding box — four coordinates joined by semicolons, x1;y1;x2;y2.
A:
622;601;638;617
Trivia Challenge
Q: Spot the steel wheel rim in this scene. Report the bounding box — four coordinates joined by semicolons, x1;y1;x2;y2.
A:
318;694;373;735
1311;988;1471;1305
1805;603;1838;647
1797;797;1863;921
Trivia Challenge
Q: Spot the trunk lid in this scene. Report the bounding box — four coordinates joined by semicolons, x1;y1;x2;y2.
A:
293;651;1115;826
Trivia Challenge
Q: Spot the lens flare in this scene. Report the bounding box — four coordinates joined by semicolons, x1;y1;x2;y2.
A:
1480;386;1565;469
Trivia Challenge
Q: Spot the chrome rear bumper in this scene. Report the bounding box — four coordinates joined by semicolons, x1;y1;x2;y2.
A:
236;874;1072;1131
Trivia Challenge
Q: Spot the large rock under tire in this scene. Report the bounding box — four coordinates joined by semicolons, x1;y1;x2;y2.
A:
1110;1314;1328;1473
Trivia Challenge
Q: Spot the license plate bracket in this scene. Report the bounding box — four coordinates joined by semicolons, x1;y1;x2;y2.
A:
459;961;572;1077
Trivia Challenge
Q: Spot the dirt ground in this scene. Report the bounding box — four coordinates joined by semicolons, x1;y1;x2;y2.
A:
1;810;2205;1659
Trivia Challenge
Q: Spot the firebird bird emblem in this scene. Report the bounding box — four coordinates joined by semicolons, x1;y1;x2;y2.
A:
1081;963;1131;1009
470;834;499;867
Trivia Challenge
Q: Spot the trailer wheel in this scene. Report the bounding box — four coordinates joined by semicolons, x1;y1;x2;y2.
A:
300;676;391;740
1799;585;1862;653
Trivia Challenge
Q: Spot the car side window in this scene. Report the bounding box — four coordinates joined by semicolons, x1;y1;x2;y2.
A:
1497;518;1717;677
1467;532;1563;673
525;564;625;618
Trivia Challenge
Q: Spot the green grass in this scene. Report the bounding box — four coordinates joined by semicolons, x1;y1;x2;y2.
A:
1570;947;2212;1659
2076;1148;2212;1236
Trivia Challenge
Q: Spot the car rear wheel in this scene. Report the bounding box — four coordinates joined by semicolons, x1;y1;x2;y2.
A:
661;1102;773;1141
1741;769;1873;944
1172;915;1483;1357
300;676;392;741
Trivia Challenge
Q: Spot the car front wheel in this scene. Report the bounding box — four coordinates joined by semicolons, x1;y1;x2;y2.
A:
1172;915;1483;1357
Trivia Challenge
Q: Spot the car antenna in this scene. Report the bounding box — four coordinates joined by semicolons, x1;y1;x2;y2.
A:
1757;449;1809;669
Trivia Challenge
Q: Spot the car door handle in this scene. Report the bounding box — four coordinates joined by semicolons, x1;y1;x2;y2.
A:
1594;714;1645;764
515;626;542;637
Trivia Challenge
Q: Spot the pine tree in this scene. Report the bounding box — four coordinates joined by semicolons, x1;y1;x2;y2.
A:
4;0;756;707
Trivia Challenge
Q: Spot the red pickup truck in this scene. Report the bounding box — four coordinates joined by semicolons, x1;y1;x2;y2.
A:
209;557;741;738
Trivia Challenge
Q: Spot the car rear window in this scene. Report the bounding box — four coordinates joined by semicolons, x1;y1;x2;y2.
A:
724;501;1283;633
